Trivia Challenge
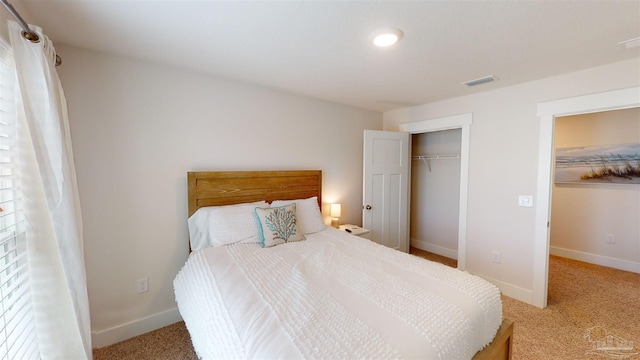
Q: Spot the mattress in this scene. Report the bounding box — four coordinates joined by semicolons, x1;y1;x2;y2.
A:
174;227;502;359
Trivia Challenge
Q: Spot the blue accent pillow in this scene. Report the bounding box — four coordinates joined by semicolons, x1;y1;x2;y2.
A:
255;203;305;248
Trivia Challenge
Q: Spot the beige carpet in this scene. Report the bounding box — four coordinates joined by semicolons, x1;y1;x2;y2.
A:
94;252;640;360
502;255;639;360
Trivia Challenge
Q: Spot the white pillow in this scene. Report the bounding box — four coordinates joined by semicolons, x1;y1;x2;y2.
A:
271;196;326;234
255;203;305;248
188;201;268;250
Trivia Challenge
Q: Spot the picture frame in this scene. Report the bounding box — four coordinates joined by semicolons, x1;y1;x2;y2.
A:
555;143;640;184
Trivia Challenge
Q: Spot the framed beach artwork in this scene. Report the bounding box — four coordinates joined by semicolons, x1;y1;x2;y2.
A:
555;143;640;184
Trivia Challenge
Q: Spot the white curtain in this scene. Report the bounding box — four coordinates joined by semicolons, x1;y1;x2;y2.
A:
8;21;92;359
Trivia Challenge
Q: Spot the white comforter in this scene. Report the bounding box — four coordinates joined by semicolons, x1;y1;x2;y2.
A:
174;228;502;360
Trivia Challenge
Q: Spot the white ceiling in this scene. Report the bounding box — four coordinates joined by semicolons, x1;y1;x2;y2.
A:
13;0;640;112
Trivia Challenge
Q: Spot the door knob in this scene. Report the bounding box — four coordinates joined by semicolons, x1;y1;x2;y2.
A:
365;205;372;210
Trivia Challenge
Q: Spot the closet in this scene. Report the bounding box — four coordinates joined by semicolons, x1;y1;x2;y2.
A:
410;129;462;260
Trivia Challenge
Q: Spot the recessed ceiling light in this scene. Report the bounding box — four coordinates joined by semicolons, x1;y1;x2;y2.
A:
370;28;403;47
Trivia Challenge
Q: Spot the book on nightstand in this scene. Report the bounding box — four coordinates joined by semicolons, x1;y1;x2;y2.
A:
338;224;370;239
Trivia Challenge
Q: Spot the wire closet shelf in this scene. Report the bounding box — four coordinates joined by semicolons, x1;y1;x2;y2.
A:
412;154;460;171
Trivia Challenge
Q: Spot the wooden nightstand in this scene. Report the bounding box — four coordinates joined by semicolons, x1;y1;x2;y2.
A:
338;224;370;239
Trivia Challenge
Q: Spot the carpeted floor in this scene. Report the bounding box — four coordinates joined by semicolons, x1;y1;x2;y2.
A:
502;255;639;360
93;251;640;360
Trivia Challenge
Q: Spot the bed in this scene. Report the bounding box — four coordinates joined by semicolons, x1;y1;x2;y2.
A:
174;170;513;359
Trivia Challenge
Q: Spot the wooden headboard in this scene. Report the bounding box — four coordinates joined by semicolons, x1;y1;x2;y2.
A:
187;170;322;217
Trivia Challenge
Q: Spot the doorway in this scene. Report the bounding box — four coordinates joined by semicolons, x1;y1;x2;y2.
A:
410;129;462;262
400;113;472;270
533;86;640;308
551;108;640;272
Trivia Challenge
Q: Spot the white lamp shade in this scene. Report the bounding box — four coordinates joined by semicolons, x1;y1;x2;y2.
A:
330;203;341;218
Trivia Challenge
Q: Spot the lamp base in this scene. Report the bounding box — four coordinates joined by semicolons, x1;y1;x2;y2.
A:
331;218;340;228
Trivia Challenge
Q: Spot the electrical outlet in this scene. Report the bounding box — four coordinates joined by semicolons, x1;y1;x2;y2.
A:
492;251;501;263
518;195;534;207
606;234;616;244
137;277;149;294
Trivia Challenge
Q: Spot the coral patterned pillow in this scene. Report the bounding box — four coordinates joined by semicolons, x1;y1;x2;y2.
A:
255;203;305;248
271;196;326;234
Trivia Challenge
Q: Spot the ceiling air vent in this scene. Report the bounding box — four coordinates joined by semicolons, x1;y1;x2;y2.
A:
463;75;497;87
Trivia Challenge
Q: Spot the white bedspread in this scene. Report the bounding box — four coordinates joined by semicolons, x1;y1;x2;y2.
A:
174;228;502;359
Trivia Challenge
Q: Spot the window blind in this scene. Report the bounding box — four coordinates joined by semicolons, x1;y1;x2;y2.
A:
0;41;39;360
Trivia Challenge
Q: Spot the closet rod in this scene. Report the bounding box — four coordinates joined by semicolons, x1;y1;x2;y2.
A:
412;154;460;172
1;0;62;66
412;154;460;160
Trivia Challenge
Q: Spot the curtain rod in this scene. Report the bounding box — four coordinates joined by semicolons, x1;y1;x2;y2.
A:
1;0;62;66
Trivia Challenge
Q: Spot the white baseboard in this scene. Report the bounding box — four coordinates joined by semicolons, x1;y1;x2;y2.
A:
410;239;458;260
480;275;534;306
550;246;640;274
91;307;183;349
411;239;537;306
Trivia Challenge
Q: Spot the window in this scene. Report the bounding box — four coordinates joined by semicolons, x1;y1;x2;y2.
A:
0;41;39;360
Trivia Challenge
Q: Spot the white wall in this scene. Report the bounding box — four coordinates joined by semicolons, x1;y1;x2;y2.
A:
410;129;461;259
54;44;382;347
551;108;640;272
384;58;640;304
0;14;8;42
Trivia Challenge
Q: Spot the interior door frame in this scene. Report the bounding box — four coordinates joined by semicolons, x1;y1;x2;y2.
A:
533;86;640;308
400;113;472;270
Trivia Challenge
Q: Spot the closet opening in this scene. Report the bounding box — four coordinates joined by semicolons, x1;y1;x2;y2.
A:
410;129;462;267
399;112;472;270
